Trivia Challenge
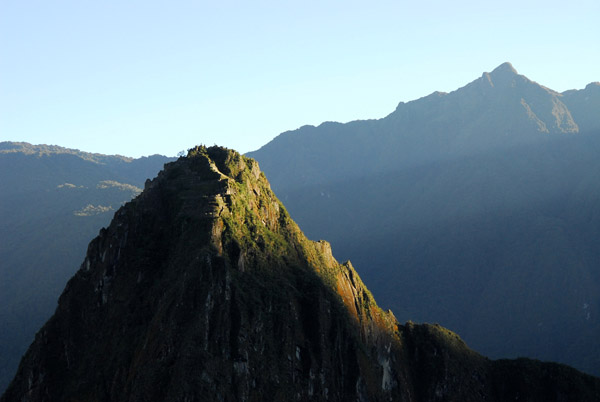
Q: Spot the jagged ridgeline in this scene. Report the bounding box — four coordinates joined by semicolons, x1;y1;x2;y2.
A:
3;146;599;402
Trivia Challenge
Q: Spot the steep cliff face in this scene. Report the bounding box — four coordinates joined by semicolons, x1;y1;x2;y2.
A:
3;147;599;402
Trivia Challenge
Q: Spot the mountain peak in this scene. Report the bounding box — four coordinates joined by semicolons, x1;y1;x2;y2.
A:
491;61;518;76
2;145;403;401
478;62;522;89
4;146;600;401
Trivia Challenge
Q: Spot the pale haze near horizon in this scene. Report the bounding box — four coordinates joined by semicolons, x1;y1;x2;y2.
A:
1;0;598;158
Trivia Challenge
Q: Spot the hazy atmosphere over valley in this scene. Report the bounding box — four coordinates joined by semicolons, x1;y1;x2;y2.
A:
2;1;600;400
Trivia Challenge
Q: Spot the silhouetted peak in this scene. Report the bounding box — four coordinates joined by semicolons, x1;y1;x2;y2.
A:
491;62;518;76
476;62;529;91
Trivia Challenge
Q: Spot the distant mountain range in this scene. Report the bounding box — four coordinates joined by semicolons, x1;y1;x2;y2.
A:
247;63;600;375
3;146;599;401
0;142;172;392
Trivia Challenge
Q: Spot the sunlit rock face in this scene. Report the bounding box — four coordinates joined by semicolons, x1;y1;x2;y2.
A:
3;147;599;402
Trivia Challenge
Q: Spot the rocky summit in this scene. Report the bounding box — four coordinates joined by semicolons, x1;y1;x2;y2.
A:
3;146;599;402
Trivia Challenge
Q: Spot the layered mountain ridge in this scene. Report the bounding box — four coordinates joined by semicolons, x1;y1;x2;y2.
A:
251;62;599;190
3;146;599;401
407;61;579;135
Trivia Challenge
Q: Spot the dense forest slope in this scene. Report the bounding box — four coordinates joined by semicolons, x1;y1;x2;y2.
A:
0;142;172;392
3;147;599;401
247;63;600;375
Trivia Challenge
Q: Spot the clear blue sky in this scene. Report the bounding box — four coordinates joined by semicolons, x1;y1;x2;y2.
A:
1;0;598;157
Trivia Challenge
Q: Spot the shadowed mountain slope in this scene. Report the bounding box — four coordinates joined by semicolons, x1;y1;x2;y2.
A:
0;142;173;393
2;147;599;401
247;63;600;375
